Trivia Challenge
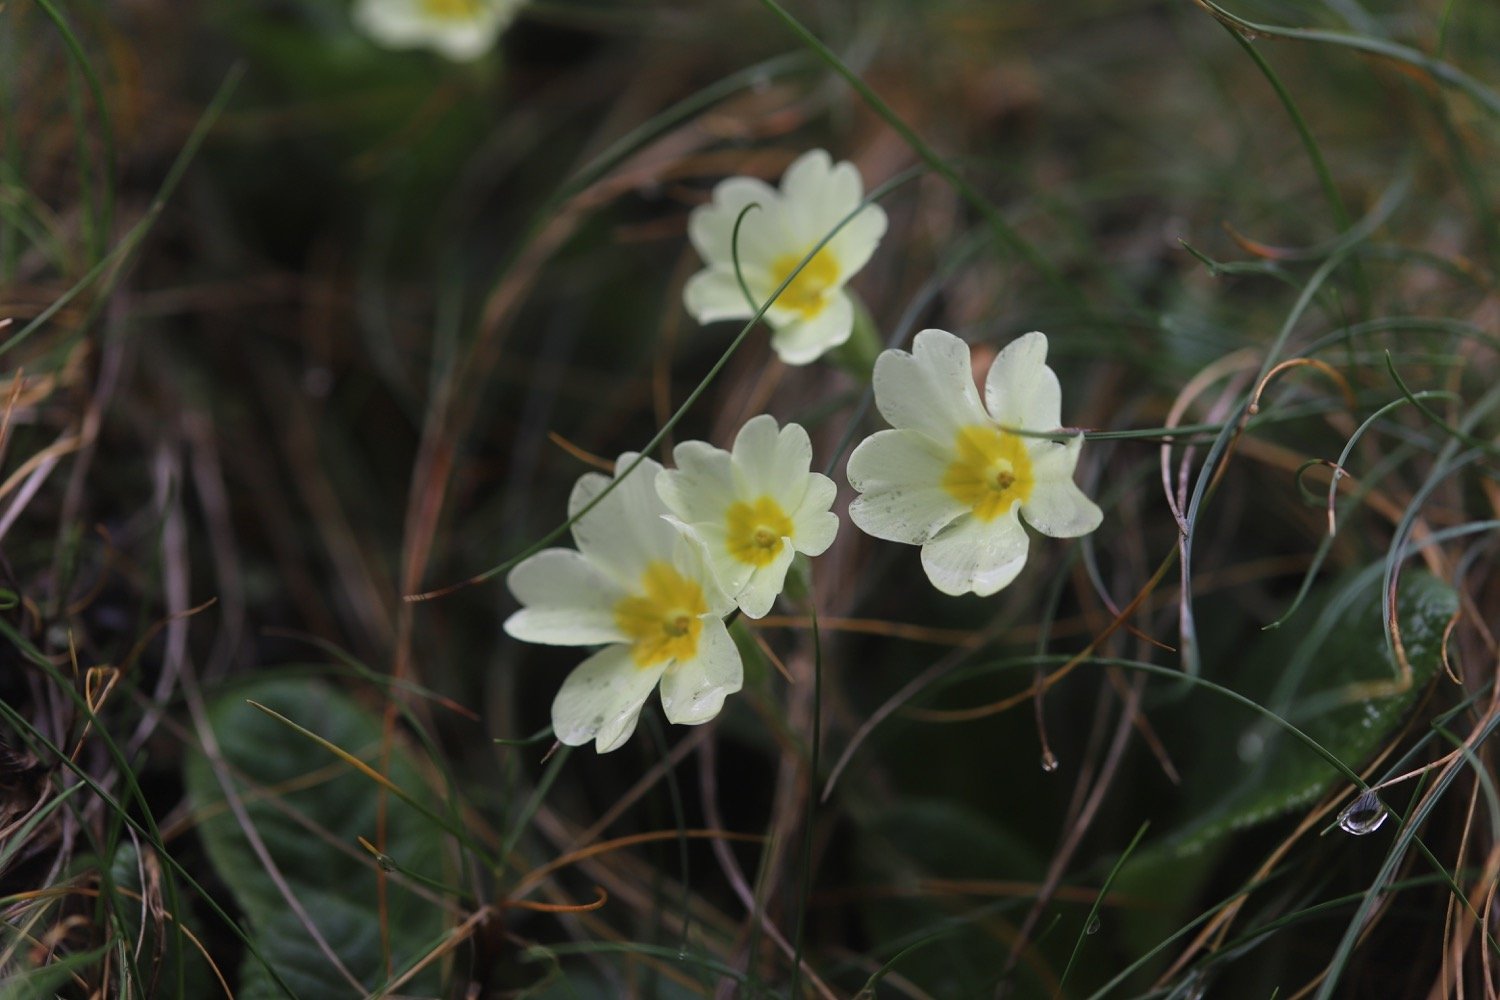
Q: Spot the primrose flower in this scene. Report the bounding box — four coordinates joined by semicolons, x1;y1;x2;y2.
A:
683;149;887;366
656;415;840;619
847;329;1102;597
503;454;742;753
352;0;519;61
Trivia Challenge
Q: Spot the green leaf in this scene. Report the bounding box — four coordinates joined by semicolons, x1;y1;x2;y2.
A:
1168;570;1457;855
184;678;449;998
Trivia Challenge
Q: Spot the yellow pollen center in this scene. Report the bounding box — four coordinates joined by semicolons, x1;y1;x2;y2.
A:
768;247;841;319
725;496;795;567
420;0;481;19
612;562;708;667
942;424;1035;521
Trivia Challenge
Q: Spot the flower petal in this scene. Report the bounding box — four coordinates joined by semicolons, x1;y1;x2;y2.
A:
569;454;677;586
1028;434;1082;480
920;511;1030;597
872;328;990;441
984;331;1061;432
658;441;737;526
827;202;888;277
768;291;854;365
683;268;761;324
1021;479;1103;538
671;530;737;617
780;150;861;245
659;618;743;726
688;176;787;269
734;542;796;619
669;517;754;605
846;429;968;544
790;474;839;556
551;645;666;753
503;548;626;646
352;0;515;60
732;415;812;502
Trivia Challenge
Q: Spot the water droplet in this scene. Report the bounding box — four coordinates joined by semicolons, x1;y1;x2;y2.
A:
1337;790;1388;836
1085;914;1101;935
1040;750;1059;773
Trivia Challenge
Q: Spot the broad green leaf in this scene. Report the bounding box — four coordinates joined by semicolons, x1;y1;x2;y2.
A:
184;678;449;999
1168;569;1457;855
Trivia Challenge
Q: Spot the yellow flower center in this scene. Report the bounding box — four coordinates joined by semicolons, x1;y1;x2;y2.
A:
768;246;841;318
613;562;708;667
725;495;795;567
942;424;1035;522
420;0;482;20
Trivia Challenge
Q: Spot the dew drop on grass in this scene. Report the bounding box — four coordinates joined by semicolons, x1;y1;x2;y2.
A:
1336;790;1388;836
1085;914;1101;935
1040;750;1059;773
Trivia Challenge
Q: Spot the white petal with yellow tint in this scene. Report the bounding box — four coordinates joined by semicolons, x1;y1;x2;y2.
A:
769;292;854;365
687;176;785;268
670;531;736;619
828;203;888;277
503;548;626;646
846;429;967;544
732;541;796;619
780;151;858;244
777;149;888;276
683;268;761;324
659;618;743;725
790;474;839;556
657;441;737;526
568;453;676;586
352;0;516;61
1021;479;1103;539
984;331;1061;432
1018;434;1101;537
920;512;1030;597
730;415;811;504
551;645;667;753
872;329;990;443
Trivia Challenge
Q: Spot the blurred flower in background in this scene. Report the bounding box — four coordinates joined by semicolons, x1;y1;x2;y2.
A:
684;149;887;365
351;0;521;60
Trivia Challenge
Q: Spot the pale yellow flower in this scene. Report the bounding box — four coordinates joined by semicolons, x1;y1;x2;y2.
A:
656;415;839;618
352;0;520;61
847;329;1102;596
503;454;741;752
683;149;887;365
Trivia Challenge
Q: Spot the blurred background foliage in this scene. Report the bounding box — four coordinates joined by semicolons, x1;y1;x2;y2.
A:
2;0;1498;996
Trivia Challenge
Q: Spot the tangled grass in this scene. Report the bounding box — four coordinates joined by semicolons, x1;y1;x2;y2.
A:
2;0;1498;996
